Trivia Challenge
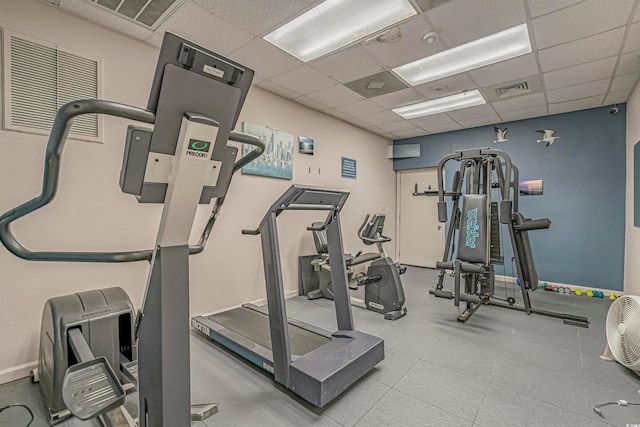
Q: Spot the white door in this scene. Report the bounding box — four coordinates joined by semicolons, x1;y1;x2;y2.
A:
398;168;444;268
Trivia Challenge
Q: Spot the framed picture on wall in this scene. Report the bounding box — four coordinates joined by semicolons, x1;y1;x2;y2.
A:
241;121;294;180
299;136;314;155
519;179;543;196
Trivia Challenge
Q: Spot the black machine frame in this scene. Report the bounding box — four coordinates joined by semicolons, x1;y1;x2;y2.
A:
416;148;588;327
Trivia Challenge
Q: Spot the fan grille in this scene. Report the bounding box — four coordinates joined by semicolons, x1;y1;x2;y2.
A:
607;296;640;368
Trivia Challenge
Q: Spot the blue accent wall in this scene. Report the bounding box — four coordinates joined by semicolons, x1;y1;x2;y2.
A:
394;105;626;291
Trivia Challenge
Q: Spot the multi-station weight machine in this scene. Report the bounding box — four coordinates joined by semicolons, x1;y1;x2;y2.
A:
416;148;588;327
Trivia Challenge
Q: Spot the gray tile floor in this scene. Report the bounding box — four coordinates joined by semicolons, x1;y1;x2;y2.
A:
1;267;638;426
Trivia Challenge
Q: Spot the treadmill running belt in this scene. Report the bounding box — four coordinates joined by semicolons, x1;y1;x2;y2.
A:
206;307;330;356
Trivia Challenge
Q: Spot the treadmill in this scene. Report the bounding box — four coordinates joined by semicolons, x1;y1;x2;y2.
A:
192;185;384;407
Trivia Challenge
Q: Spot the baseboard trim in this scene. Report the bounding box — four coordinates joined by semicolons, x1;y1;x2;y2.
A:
0;360;37;385
494;275;622;296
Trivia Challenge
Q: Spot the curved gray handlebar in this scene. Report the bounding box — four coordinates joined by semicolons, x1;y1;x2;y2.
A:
0;99;265;263
0;100;157;262
357;214;392;245
229;131;265;171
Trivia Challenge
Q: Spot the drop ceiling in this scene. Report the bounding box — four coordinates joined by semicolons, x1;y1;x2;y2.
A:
52;0;640;140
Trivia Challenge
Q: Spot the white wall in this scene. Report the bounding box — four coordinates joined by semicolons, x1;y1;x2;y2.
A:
625;80;640;295
0;0;396;382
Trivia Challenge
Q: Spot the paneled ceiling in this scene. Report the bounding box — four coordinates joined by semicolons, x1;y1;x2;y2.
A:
52;0;640;140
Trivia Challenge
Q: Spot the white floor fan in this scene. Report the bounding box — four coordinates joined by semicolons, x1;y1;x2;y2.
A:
601;295;640;375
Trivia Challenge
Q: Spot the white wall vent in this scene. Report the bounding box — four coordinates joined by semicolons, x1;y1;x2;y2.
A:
480;76;545;103
494;81;530;99
2;29;103;142
90;0;185;29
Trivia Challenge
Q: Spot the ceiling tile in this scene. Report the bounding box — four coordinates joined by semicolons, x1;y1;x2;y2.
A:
345;117;374;129
499;105;548;122
305;85;363;107
228;38;302;79
409;113;455;128
372;88;426;108
309;45;385;83
269;65;336;95
378;121;419;133
425;0;527;47
538;27;625;71
334;100;386;117
393;128;428;139
458;114;501;129
295;96;330;111
543;57;617;90
635;2;640;22
546;79;609;103
623;22;640;53
604;90;632;104
59;0;152;40
425;122;464;134
414;74;477;98
344;71;409;99
527;0;585;18
360;110;405;126
447;104;496;121
153;2;253;55
255;80;300;100
548;95;605;114
323;108;354;121
610;73;640;92
616;51;640;75
467;54;539;87
532;0;634;49
193;0;310;37
491;92;546;113
362;15;447;68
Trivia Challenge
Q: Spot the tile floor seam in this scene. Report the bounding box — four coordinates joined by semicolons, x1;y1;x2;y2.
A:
487;382;619;425
230;396;275;427
470;382;491;426
388;356;421;388
390;365;491;424
390;387;473;424
327;378;392;427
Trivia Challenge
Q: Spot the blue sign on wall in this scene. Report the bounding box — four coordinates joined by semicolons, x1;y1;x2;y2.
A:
341;157;356;179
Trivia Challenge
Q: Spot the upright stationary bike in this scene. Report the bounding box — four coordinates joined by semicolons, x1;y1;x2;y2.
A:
306;214;407;320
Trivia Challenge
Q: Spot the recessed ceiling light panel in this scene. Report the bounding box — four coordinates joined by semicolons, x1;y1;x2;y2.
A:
263;0;417;62
393;90;486;119
392;24;532;86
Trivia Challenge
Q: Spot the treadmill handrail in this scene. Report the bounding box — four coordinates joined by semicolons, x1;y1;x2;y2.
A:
0;99;264;262
242;185;350;236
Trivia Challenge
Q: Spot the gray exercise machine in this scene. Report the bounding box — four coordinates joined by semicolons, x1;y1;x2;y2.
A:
0;33;265;425
304;213;407;320
417;148;588;327
191;185;384;407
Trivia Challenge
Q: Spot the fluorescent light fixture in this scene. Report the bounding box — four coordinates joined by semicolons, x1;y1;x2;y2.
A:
393;90;486;119
263;0;417;62
392;24;532;86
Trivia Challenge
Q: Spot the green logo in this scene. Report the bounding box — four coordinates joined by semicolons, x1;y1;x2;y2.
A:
188;139;210;152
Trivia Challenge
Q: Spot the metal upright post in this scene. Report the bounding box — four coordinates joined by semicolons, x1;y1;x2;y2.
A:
261;211;292;386
325;212;355;331
137;245;191;427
